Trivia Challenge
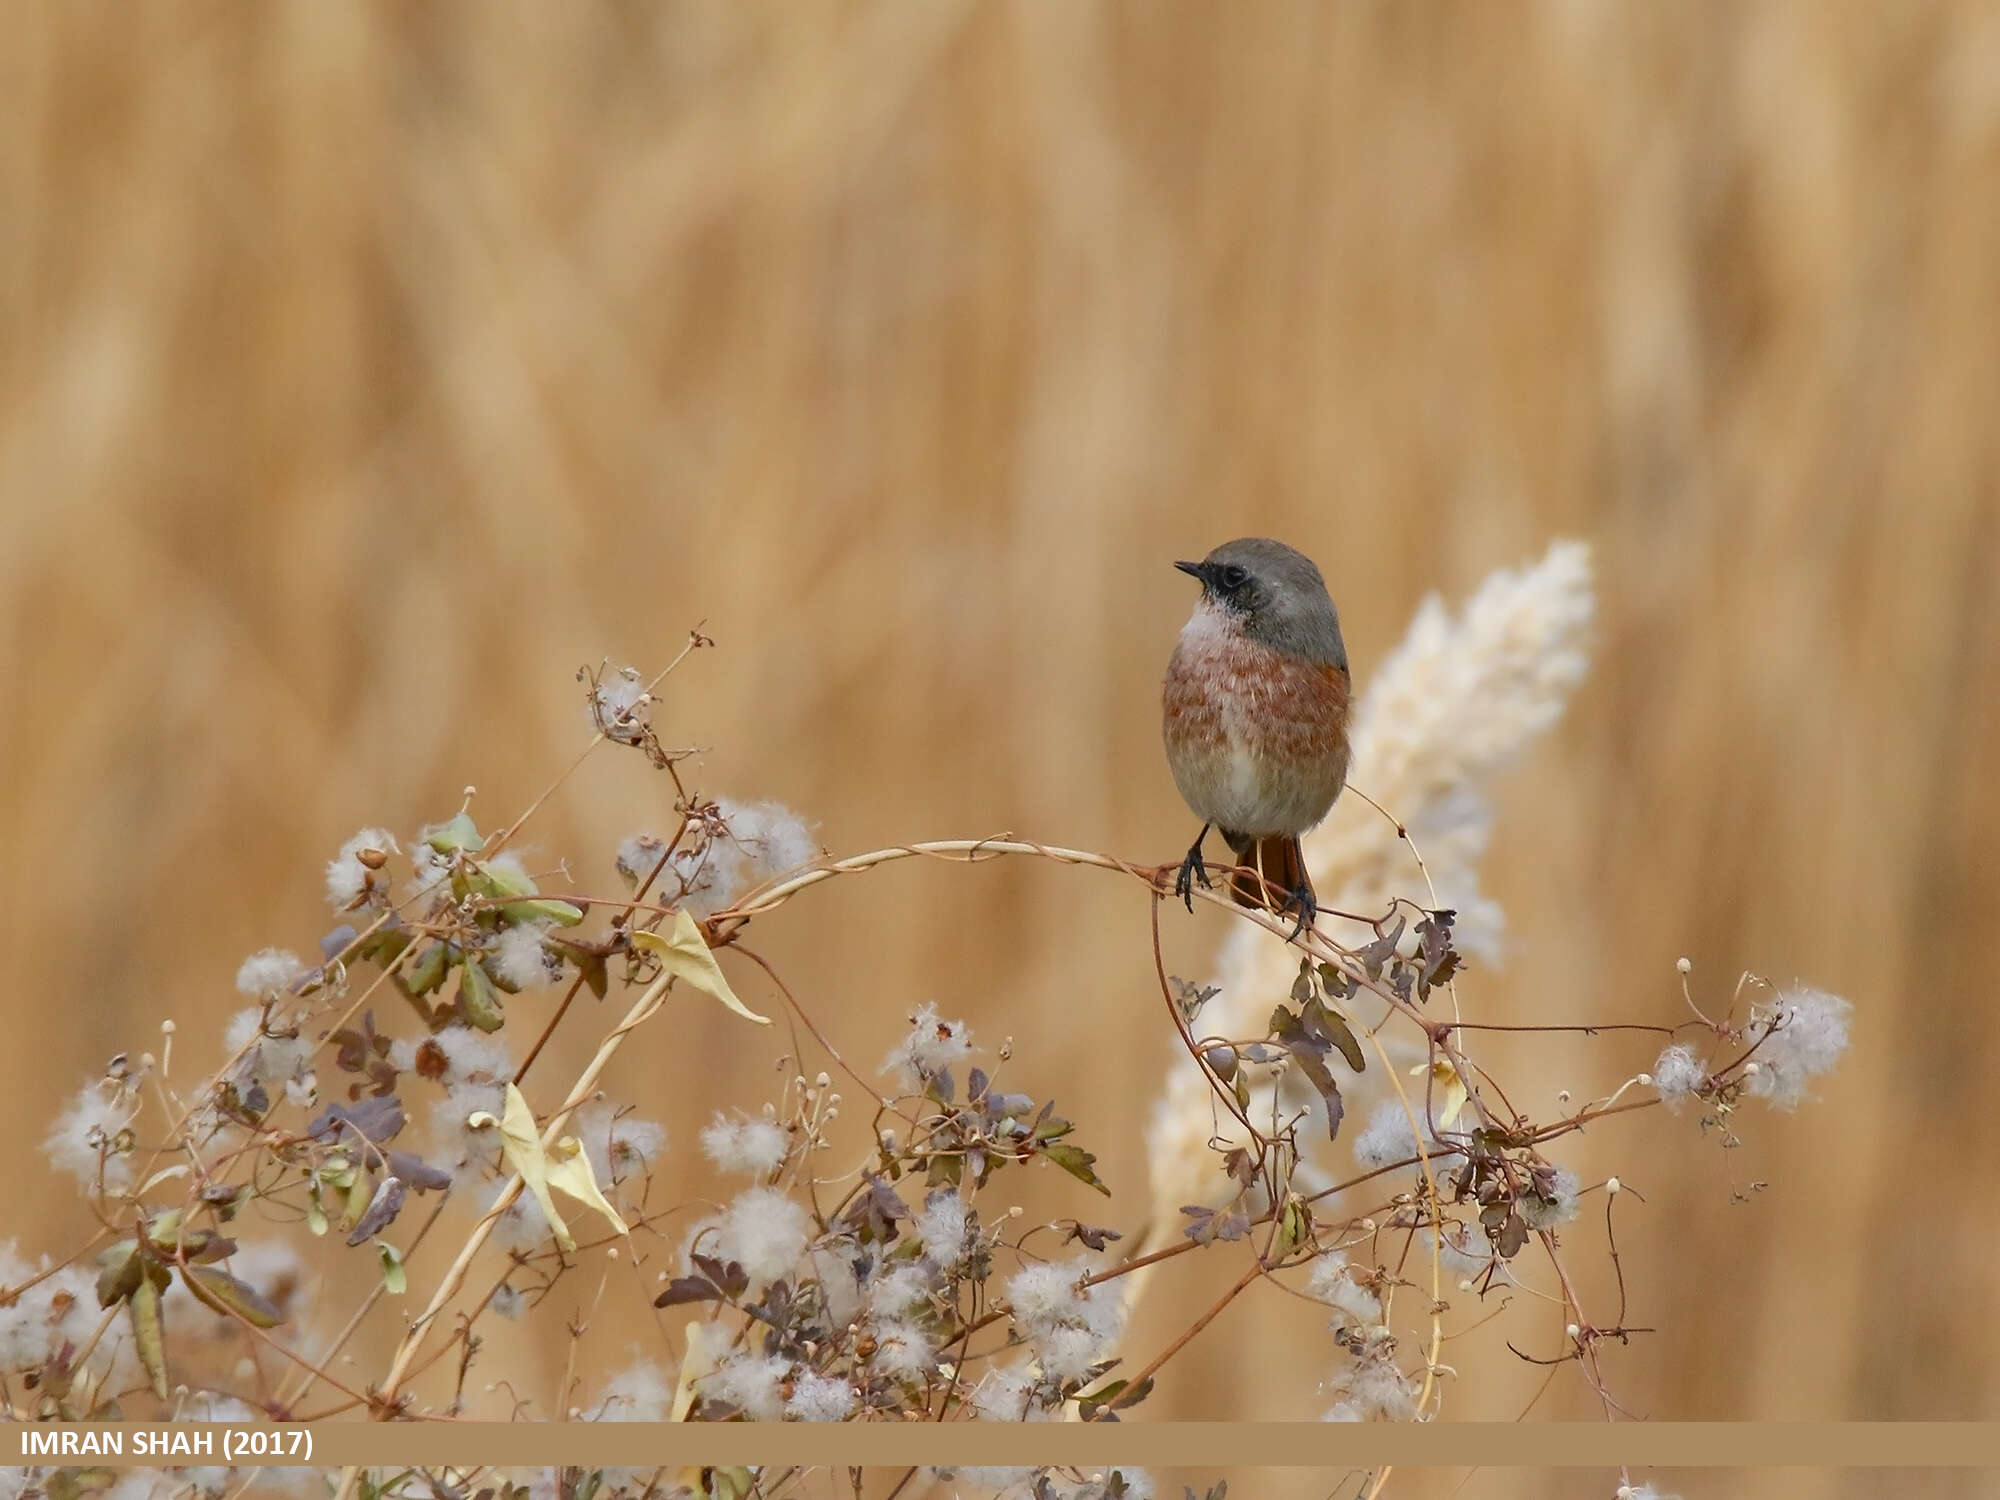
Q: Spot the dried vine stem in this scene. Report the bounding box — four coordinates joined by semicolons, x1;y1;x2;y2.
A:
727;836;1473;1414
330;962;691;1500
721;837;1493;1139
321;828;1563;1497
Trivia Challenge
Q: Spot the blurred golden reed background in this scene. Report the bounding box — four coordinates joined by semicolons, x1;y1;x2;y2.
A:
4;3;1999;1496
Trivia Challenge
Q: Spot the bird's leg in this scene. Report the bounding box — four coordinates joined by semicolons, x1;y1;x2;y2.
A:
1174;824;1214;911
1278;881;1318;943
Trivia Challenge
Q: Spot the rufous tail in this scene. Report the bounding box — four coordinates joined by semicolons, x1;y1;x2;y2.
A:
1221;832;1310;912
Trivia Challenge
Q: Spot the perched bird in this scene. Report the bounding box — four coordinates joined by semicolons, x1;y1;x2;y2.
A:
1161;537;1352;938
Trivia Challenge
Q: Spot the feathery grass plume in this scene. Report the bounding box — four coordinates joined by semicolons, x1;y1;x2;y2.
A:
1141;540;1596;1283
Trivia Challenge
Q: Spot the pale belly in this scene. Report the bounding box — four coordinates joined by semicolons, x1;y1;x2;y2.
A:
1167;725;1344;836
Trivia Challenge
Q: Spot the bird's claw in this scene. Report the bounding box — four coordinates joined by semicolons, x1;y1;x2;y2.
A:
1278;882;1318;943
1173;843;1213;912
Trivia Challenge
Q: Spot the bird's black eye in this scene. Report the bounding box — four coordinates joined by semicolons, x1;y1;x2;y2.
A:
1217;564;1250;592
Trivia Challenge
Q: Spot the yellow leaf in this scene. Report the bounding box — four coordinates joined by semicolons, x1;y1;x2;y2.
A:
630;910;770;1025
546;1135;628;1240
475;1084;634;1253
1410;1058;1471;1129
480;1083;575;1253
670;1318;735;1422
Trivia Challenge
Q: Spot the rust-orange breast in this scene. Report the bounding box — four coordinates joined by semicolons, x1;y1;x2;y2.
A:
1162;628;1351;837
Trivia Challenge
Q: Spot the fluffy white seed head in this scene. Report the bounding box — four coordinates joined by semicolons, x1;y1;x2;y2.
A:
1744;985;1853;1110
881;1001;974;1087
915;1187;973;1268
594;1362;674;1422
709;1350;788;1420
234;948;306;999
1649;1044;1709;1107
569;1100;666;1188
1519;1166;1581;1230
700;1113;791;1177
699;1186;812;1291
326;827;400;910
785;1371;859;1422
491;923;557;990
43;1082;142;1192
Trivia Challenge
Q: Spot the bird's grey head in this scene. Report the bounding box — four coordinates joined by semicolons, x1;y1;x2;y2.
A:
1175;537;1347;668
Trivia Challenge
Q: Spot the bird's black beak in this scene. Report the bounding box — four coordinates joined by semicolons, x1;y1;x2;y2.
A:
1174;560;1205;582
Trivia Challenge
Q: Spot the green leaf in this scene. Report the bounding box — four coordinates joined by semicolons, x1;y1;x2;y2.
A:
467;859;583;926
404;942;450;997
46;1470;118;1500
1079;1374;1155;1419
128;1275;169;1399
1041;1141;1110;1196
1273;1194;1313;1261
377;1242;407;1296
342;1170;374;1228
1030;1114;1073;1144
355;925;414;968
181;1265;284;1328
141;1208;184;1249
95;1241;142;1308
424;812;486;854
305;1184;329;1237
506;897;585;927
478;857;538;899
458;957;506;1032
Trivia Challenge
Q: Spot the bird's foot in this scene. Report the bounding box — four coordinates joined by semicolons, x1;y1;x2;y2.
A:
1277;881;1318;943
1174;829;1214;912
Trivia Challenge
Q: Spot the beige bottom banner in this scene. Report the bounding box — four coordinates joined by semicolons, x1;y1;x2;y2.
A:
11;1423;2000;1469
